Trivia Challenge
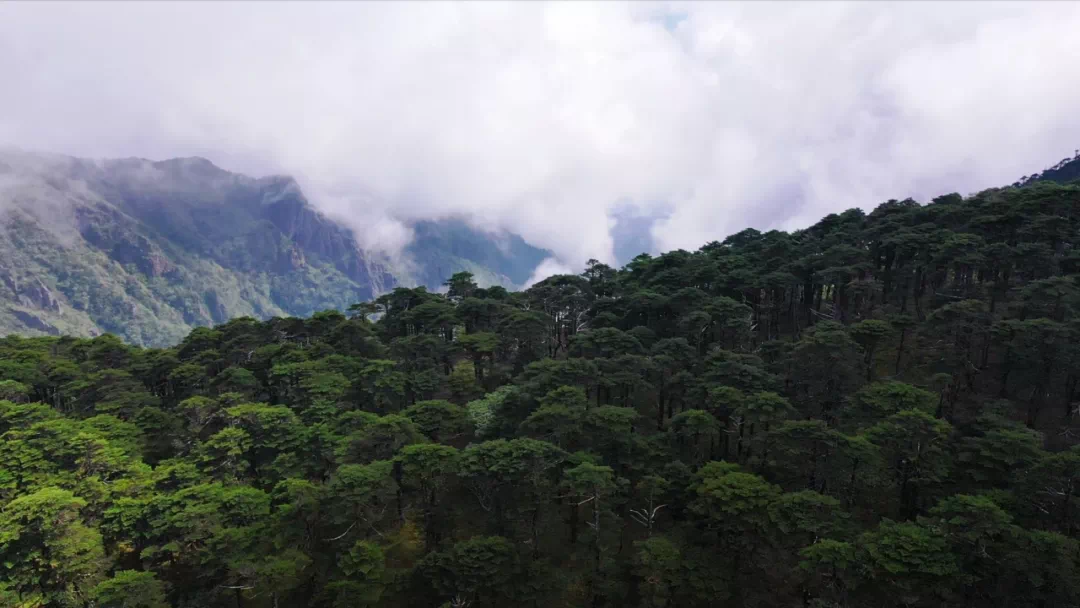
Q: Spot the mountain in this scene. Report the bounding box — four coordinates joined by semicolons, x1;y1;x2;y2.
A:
0;151;548;345
403;218;549;289
1015;149;1080;186
4;157;1080;608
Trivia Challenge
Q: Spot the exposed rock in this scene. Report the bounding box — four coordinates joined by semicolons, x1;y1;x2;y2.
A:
74;205;175;278
287;243;306;271
203;290;229;325
17;278;62;313
258;179;390;296
0;272;17;295
109;235;174;277
10;309;59;335
270;239;306;273
146;251;175;277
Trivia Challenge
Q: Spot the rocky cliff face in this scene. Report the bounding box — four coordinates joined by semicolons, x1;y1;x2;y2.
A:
18;277;62;313
1;270;62;315
256;177;395;294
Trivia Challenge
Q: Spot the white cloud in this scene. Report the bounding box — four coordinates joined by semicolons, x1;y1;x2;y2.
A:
524;258;578;289
1;1;1079;271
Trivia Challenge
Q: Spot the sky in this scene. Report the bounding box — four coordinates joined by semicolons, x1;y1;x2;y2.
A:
2;1;1080;282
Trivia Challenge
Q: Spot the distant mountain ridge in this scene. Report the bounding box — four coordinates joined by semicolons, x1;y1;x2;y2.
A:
405;219;549;288
8;149;1075;347
0;151;549;345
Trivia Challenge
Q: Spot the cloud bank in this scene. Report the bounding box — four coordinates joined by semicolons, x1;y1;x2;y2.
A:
2;1;1079;277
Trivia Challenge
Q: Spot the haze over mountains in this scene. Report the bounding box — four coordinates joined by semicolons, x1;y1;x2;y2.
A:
5;4;1080;607
5;3;1080;272
0;150;548;345
2;148;1078;346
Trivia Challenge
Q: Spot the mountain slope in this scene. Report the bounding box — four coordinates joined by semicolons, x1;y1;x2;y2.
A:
0;151;548;345
1016;150;1080;186
402;219;549;288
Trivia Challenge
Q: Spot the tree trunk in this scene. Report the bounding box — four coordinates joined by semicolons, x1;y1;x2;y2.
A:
894;328;907;375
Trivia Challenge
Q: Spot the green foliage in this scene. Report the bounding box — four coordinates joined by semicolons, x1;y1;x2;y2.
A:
465;386;515;440
865;409;954;516
403;399;471;442
0;158;548;346
859;519;959;600
448;360;484;403
0;379;30;402
1;172;1080;607
633;536;682;608
519;388;585;448
849;381;937;423
420;536;524;606
691;464;780;530
0;487;106;606
328;540;386;606
338;414;424;463
93;570;169;608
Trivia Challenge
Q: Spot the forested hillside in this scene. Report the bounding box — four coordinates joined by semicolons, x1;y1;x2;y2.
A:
3;177;1080;608
0;151;549;346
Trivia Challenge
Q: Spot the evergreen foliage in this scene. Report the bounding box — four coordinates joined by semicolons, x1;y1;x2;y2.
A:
3;177;1080;607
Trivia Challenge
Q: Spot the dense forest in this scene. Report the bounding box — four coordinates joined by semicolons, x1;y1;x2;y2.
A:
3;178;1080;608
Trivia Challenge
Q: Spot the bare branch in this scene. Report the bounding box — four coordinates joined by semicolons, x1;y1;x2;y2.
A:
359;515;387;539
323;522;356;541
